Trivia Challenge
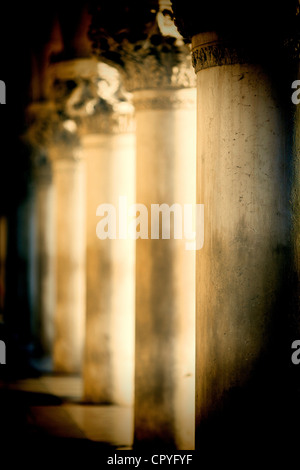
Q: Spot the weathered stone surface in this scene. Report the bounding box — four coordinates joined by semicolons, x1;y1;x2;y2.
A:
183;26;299;452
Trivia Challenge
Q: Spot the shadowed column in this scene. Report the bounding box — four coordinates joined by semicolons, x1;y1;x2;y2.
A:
25;102;56;361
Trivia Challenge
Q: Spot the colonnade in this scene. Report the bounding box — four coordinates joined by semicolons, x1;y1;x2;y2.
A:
24;0;300;451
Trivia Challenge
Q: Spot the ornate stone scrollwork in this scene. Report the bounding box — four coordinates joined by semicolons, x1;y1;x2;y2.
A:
77;62;135;135
47;58;135;135
46;58;100;120
88;0;196;92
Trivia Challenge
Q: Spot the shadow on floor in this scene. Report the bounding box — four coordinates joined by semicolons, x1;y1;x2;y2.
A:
0;385;117;463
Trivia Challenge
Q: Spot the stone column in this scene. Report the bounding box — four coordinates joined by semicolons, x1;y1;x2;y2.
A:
193;32;290;443
89;2;196;449
46;59;91;373
49;135;86;373
25;102;56;361
33;157;55;358
172;0;300;450
79;63;136;406
46;58;107;372
133;87;196;450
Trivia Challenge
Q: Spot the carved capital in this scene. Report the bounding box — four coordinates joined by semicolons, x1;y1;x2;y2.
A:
46;59;135;135
28;58;137;166
89;0;196;92
76;62;136;134
46;58;100;119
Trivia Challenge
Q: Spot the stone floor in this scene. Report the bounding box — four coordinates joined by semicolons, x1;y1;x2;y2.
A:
0;373;134;462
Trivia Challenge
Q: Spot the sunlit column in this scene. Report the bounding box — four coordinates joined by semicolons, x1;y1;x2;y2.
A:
46;58;106;374
133;87;196;450
89;2;196;449
80;63;136;406
49;135;86;373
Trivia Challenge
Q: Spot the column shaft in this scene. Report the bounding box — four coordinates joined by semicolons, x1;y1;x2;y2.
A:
134;88;196;450
83;132;135;406
51;150;86;373
193;32;291;444
34;164;55;357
